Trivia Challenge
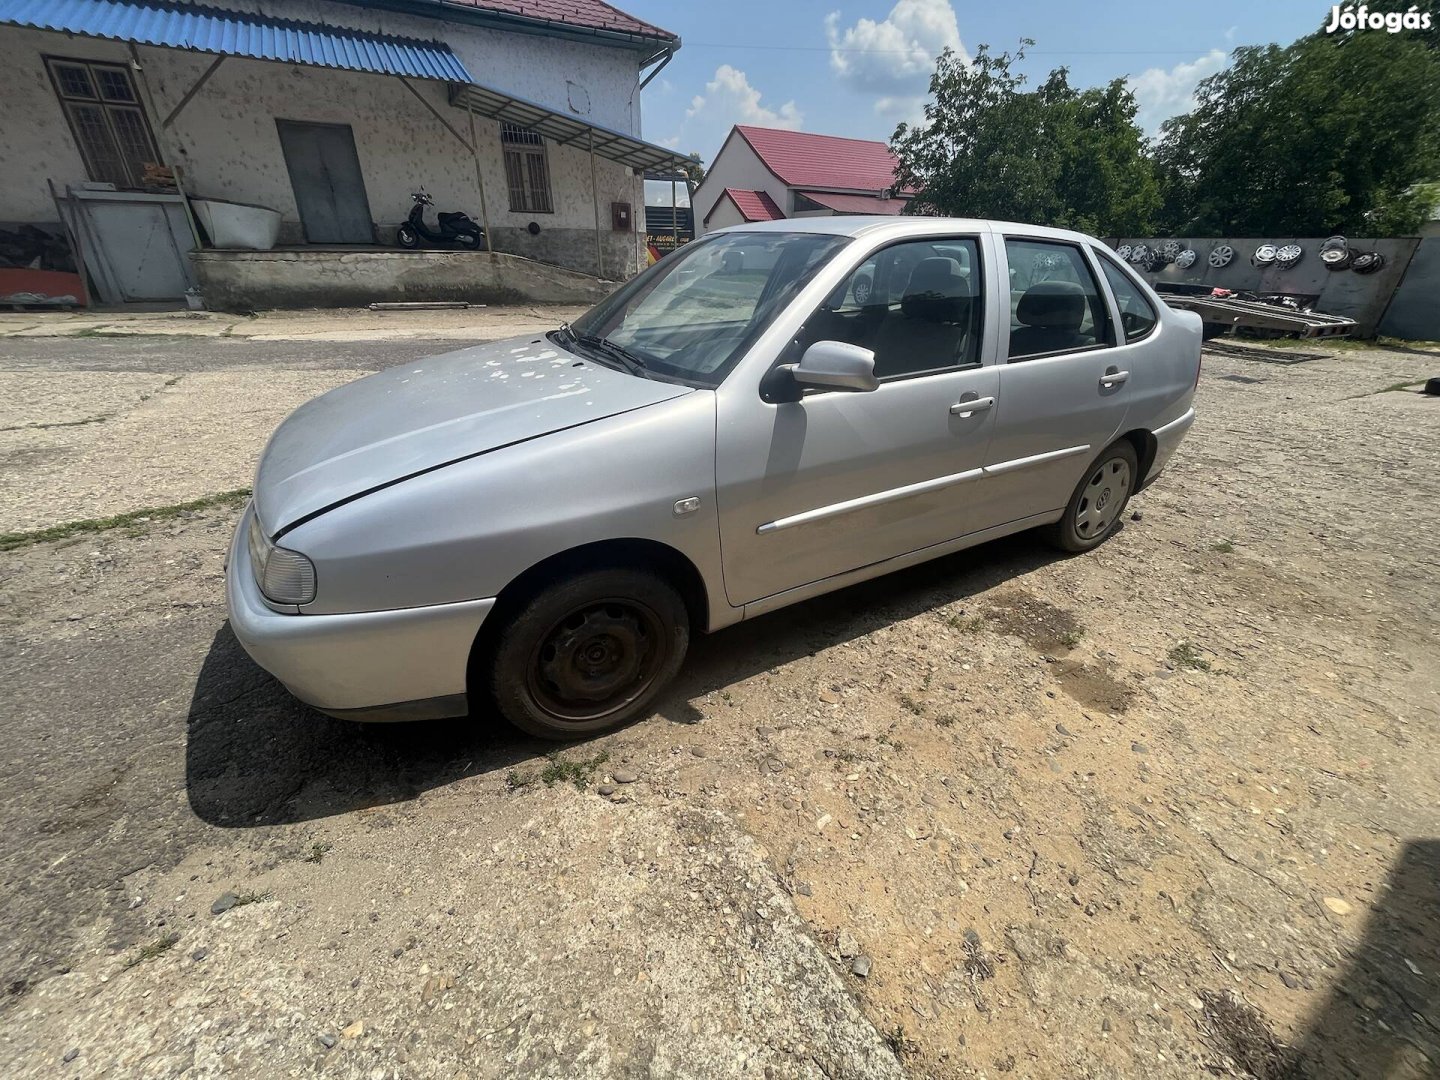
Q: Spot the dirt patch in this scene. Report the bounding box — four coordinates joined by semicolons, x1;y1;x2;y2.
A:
1051;657;1134;712
982;589;1083;653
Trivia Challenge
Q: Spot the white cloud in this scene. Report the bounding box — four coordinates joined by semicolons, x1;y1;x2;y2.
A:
825;0;965;105
1128;49;1229;136
666;64;803;160
686;64;803;130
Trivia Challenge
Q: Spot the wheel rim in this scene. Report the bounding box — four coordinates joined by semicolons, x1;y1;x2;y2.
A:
1074;457;1131;541
525;598;668;724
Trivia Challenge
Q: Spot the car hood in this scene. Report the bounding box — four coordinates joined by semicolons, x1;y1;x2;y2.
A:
253;334;693;535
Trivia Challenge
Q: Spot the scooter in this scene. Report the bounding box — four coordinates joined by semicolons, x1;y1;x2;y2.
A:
395;190;484;249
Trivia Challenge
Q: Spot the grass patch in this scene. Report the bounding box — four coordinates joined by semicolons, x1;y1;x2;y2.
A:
943;612;986;632
1168;641;1211;671
0;413;111;433
0;489;250;552
509;751;611;792
1059;628;1084;649
540;750;610;790
233;889;272;907
896;692;924;717
123;933;180;970
1210;539;1235;554
303;842;332;864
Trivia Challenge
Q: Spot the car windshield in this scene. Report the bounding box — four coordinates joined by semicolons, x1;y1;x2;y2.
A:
567;231;851;387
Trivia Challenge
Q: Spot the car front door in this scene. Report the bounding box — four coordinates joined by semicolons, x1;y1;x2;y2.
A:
984;235;1132;525
715;235;1002;608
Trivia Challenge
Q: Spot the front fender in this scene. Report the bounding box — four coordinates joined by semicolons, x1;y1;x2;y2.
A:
285;392;726;622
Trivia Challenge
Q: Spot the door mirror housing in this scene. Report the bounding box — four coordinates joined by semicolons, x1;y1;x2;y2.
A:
790;341;879;394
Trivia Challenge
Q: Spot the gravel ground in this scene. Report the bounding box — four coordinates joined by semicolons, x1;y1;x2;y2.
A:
0;332;1437;1079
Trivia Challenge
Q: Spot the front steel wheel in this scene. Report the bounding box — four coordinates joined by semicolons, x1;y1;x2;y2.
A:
1046;441;1138;553
489;568;689;740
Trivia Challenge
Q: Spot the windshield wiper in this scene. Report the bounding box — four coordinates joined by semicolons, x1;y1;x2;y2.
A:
576;333;650;378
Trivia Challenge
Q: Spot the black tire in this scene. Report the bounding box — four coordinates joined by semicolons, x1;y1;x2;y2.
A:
488;567;689;740
396;224;420;249
1045;440;1139;553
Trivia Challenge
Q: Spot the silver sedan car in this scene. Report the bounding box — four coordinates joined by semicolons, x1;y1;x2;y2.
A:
229;218;1199;739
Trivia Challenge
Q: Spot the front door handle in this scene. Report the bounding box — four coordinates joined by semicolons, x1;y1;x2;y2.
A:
1100;368;1130;388
950;396;995;416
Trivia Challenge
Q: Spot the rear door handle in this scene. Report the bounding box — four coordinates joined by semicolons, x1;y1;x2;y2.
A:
1100;369;1130;388
950;396;995;416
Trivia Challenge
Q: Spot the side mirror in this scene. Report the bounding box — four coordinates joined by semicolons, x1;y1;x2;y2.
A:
791;341;879;393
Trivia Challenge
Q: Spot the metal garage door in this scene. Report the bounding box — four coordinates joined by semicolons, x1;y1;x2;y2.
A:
275;120;375;244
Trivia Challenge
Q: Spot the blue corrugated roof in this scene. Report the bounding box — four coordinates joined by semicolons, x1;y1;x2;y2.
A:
0;0;474;82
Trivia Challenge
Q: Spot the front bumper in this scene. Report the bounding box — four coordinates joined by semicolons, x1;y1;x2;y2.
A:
225;502;495;721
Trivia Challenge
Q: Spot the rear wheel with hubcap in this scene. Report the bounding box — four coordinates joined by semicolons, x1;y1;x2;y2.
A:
1046;441;1138;553
488;567;689;740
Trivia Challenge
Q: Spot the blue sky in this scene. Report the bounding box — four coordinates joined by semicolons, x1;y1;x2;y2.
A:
623;0;1328;167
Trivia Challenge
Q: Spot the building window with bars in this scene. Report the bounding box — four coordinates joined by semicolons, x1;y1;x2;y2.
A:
46;57;163;189
501;123;554;214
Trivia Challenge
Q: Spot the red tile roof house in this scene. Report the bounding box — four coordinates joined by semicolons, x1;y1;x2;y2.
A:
692;125;912;233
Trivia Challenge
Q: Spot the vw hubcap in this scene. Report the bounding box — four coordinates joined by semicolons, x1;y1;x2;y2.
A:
1075;458;1131;540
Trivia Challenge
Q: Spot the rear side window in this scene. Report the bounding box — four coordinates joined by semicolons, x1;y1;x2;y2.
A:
1004;239;1111;361
1098;256;1158;342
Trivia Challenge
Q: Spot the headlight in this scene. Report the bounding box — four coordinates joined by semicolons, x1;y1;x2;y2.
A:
248;513;316;605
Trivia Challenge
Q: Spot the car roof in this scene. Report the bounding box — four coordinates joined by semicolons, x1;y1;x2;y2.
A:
713;216;1101;245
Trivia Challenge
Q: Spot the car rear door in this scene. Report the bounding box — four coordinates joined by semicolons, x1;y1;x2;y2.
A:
983;235;1133;525
715;233;1003;608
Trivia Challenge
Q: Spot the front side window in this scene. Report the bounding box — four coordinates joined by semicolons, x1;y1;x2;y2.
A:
1004;239;1111;361
501;123;553;213
570;231;850;387
47;57;162;189
1097;254;1159;342
792;237;984;380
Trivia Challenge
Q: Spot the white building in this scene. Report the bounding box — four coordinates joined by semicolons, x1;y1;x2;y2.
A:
692;125;911;234
0;0;686;308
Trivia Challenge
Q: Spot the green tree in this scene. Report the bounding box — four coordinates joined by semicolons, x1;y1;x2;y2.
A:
1155;4;1440;235
891;42;1159;235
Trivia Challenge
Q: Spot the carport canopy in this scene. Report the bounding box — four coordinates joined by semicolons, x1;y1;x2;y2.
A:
449;81;691;173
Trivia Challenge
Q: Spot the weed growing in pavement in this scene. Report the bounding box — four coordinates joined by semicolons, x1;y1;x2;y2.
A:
0;490;251;552
123;933;180;969
1169;641;1211;671
506;770;534;791
882;1023;918;1057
